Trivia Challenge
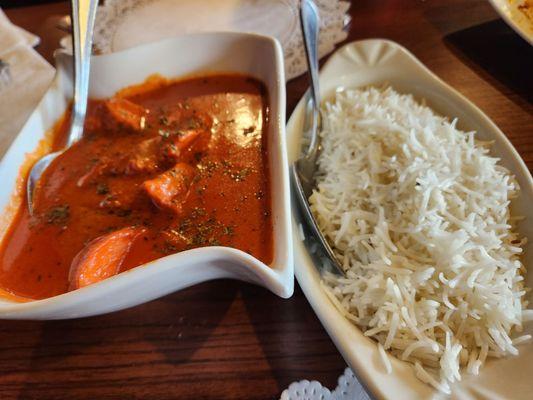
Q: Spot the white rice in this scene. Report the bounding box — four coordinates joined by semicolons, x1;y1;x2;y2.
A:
378;342;393;374
311;86;530;392
298;223;306;241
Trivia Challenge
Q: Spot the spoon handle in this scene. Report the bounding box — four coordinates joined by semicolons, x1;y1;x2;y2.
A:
300;0;321;157
68;0;98;147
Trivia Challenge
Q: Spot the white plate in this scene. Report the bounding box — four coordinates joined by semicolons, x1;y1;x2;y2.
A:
91;0;350;80
286;39;533;399
0;32;293;319
489;0;533;45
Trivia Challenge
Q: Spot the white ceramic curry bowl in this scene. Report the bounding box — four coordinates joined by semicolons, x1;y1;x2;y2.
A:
0;32;293;319
287;39;533;400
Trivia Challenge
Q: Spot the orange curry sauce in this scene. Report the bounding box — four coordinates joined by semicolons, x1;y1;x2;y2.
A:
0;75;273;300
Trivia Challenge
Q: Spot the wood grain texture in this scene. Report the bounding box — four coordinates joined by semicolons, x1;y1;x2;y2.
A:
3;1;533;399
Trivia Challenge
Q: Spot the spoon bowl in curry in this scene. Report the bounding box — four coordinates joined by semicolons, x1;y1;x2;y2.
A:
27;0;97;214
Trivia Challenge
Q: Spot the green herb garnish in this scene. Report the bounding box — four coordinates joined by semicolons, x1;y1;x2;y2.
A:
45;204;70;225
96;182;109;195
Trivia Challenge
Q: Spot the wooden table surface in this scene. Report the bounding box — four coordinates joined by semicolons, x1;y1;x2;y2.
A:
2;1;532;399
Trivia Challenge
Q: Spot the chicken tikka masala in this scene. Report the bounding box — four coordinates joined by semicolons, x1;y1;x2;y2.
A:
0;74;273;300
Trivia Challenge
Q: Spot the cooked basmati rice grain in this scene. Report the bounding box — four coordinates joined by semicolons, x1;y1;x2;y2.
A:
298;223;305;241
512;334;532;345
378;342;392;374
312;86;529;393
415;362;451;394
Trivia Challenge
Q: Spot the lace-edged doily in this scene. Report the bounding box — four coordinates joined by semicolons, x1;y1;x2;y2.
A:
280;380;332;400
280;368;372;400
92;0;350;80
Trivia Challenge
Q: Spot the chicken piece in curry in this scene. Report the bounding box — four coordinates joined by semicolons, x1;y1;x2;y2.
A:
0;74;273;300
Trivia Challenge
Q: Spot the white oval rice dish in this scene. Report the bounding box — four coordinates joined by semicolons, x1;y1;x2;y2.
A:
287;39;533;400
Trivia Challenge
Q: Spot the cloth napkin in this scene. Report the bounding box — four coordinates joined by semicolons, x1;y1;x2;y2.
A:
0;9;55;159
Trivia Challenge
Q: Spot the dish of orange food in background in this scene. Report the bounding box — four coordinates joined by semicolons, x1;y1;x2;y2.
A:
0;74;273;300
489;0;533;44
518;0;533;20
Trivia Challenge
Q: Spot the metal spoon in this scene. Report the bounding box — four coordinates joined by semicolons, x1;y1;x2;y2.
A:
0;59;11;89
292;0;345;276
27;0;98;214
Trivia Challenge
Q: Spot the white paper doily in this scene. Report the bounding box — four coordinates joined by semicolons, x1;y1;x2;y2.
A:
280;368;372;400
91;0;350;80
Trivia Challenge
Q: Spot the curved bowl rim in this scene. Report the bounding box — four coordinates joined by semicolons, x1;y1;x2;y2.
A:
0;31;294;318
